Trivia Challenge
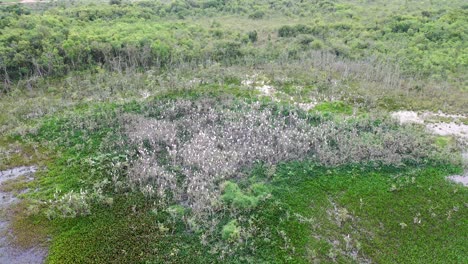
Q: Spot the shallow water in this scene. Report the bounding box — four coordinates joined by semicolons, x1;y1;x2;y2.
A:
0;166;47;264
447;152;468;187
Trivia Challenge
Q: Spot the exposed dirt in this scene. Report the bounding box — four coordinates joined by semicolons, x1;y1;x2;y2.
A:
391;111;468;186
0;166;47;264
391;111;468;138
242;75;318;110
391;111;424;124
426;122;468;139
20;0;42;3
0;0;42;4
446;151;468;187
242;75;276;97
447;175;468;186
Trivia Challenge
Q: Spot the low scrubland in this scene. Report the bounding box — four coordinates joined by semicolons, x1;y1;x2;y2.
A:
0;0;467;263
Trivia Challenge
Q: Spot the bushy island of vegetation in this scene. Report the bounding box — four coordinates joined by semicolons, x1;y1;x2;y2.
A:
0;0;467;263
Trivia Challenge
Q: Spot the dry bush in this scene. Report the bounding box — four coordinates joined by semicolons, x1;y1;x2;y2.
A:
121;98;439;217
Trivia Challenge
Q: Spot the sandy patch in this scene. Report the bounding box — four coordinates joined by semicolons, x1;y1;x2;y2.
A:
255;84;275;96
426;122;468;139
242;75;276;97
242;75;317;111
294;102;317;111
391;111;468;186
447;175;468;186
0;0;43;5
140;90;151;99
391;111;424;124
420;111;467;120
391;111;468;138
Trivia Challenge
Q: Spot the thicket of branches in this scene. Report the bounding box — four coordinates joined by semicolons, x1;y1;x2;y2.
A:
1;1;466;92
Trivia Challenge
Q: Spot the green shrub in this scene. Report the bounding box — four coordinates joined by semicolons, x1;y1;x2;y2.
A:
221;181;271;210
310;39;324;49
221;220;240;241
248;30;258;43
249;10;265;19
109;0;122;5
250;183;270;199
214;41;243;60
297;34;314;45
434;136;454;148
278;24;313;37
221;181;258;209
45;190;91;219
232;194;258;209
314;101;353;115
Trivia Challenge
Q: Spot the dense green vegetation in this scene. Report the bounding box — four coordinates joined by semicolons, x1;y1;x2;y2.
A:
0;1;467;263
5;94;464;263
1;0;467;84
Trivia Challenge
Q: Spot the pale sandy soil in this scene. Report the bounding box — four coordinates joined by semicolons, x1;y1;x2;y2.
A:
391;110;468;186
242;75;318;110
426;122;468;139
0;0;43;5
447;175;468;186
391;110;468;138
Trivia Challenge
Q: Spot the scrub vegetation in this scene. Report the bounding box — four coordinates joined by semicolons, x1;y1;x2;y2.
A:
0;0;467;263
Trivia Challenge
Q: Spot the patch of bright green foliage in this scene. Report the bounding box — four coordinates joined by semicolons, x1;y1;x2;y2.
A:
221;220;241;241
314;100;353;115
221;181;270;210
434;136;455;149
45;161;466;263
245;162;467;263
13;94;463;263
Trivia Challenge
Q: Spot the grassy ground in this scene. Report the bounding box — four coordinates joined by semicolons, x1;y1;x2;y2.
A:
1;92;462;263
266;163;467;263
14;157;467;263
